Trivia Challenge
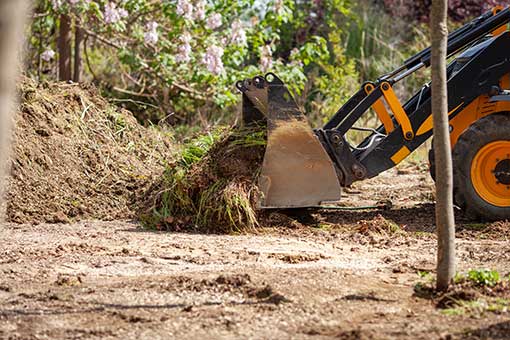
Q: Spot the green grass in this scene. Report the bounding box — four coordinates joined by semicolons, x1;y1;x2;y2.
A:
178;130;224;168
140;128;226;228
442;298;510;316
488;298;510;313
452;269;501;287
442;299;489;316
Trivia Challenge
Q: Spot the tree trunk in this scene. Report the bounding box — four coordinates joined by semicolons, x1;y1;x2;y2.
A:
73;24;83;83
37;29;43;80
58;14;72;81
0;0;29;220
430;0;456;291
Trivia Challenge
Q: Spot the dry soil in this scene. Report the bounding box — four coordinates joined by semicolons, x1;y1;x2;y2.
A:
1;167;509;340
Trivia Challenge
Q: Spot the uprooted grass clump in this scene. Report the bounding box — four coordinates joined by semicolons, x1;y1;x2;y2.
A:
139;125;267;233
354;214;403;236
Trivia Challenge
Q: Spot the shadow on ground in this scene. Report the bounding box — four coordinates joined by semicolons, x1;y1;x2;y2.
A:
283;203;475;233
463;320;510;339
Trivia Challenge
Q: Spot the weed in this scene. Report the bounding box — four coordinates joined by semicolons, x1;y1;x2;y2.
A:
229;127;267;148
413;271;436;299
106;107;129;137
441;308;465;316
414;269;510;316
466;269;501;287
442;297;510;316
314;223;332;231
413;282;433;298
453;269;501;287
417;270;432;280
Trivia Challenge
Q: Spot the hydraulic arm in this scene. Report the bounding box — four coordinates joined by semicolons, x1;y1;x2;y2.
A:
319;6;510;182
237;6;510;220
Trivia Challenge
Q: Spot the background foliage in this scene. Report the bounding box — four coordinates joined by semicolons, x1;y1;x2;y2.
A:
25;0;498;134
382;0;510;23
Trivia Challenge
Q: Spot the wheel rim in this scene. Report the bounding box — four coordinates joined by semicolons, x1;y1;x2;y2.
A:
471;141;510;207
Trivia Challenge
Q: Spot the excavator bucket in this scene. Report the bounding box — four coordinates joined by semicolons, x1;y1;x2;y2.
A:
237;74;342;208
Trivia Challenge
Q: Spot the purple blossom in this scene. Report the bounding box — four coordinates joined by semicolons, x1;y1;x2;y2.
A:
104;2;128;24
41;49;56;62
175;33;192;63
51;0;62;10
230;20;247;46
194;0;206;21
260;45;273;71
118;8;129;18
202;45;224;75
144;21;159;45
176;0;194;20
205;13;222;30
181;32;192;44
289;48;303;67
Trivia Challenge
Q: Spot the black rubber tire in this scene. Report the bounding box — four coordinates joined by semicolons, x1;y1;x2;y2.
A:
428;139;436;182
452;113;510;221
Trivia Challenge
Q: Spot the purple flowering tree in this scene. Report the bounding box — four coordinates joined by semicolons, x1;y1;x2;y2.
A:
27;0;332;125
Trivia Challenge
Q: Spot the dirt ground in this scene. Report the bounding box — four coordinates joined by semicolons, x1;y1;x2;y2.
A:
1;167;509;340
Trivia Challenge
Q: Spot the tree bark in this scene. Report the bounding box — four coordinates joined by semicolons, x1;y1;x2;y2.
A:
58;14;72;81
0;0;29;221
73;24;84;83
431;0;456;291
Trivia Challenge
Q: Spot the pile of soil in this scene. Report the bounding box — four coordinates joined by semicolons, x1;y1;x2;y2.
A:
140;127;266;233
5;78;173;224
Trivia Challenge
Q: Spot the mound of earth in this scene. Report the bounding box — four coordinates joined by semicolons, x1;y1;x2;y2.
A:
4;78;173;224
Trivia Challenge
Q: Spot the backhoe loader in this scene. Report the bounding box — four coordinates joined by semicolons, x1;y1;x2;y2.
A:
236;6;510;221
